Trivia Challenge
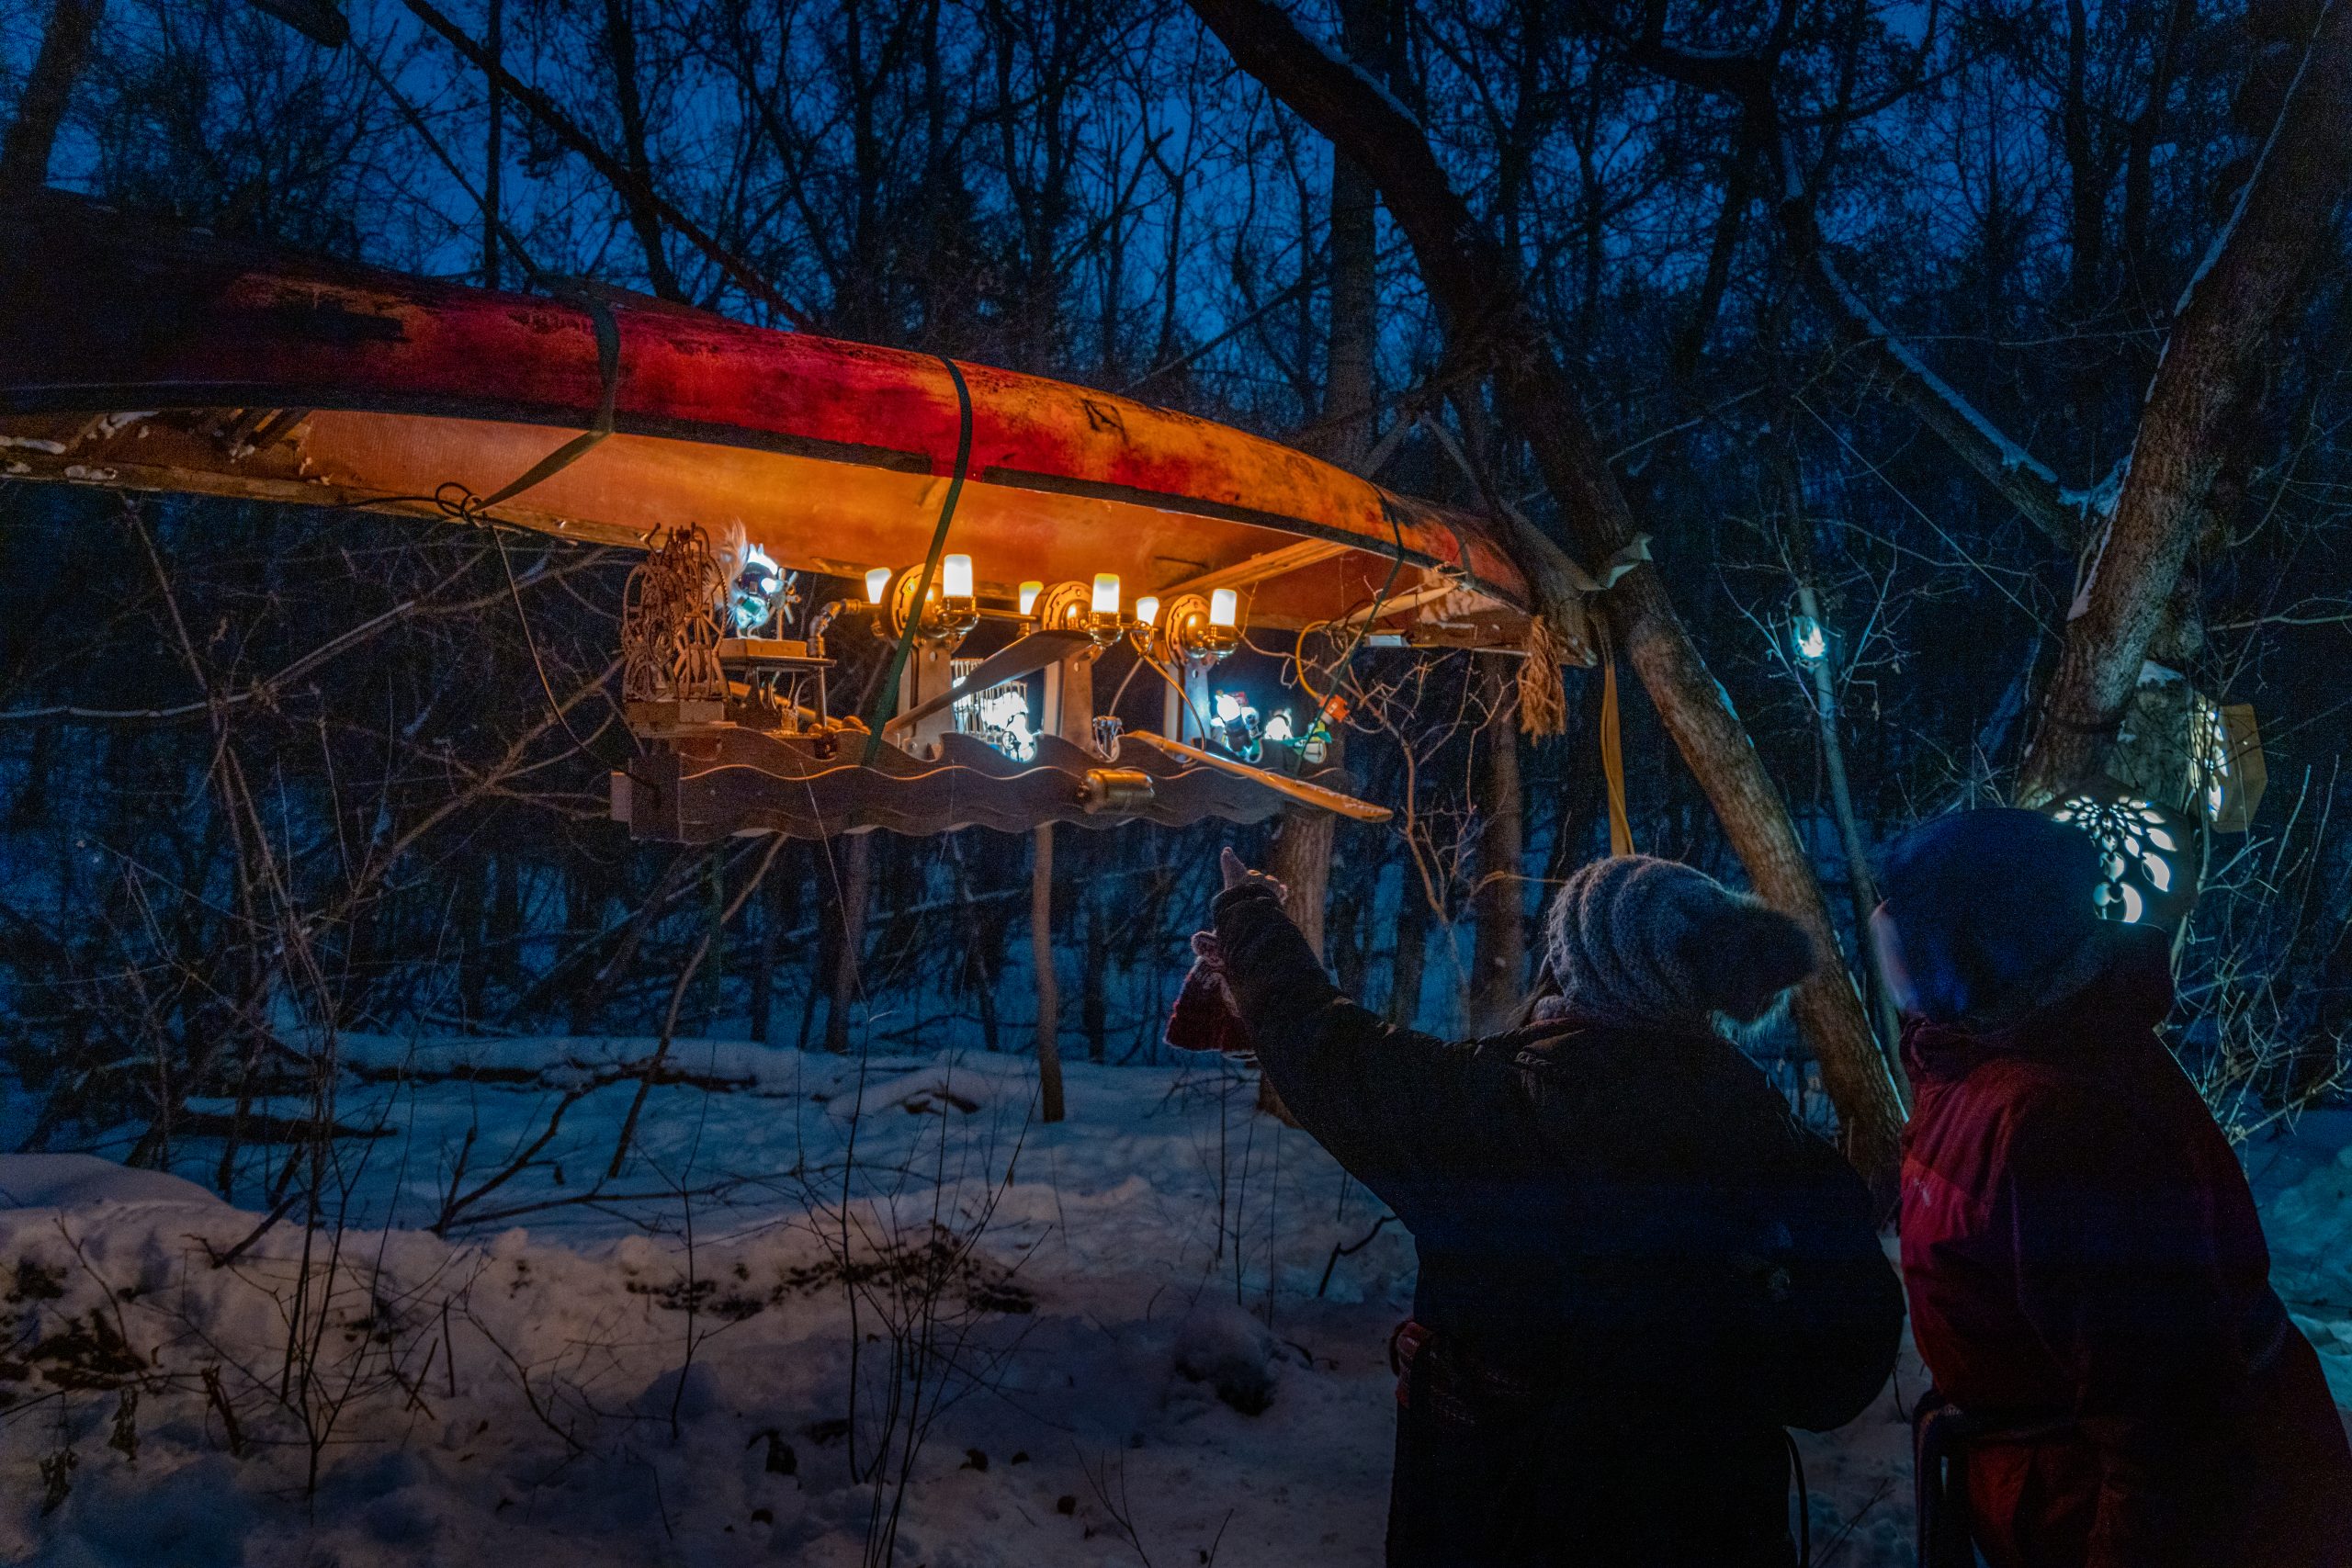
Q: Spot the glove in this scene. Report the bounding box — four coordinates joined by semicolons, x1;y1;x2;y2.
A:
1166;930;1251;1056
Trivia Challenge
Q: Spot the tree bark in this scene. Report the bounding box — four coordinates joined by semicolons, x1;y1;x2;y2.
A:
1;0;103;197
1184;0;1906;1188
2019;0;2352;806
1261;806;1333;1122
1467;658;1527;1034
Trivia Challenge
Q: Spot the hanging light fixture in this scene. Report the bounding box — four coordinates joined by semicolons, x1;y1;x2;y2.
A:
2043;788;2200;930
729;544;790;634
1791;614;1828;664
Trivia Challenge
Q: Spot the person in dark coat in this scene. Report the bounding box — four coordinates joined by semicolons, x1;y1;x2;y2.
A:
1205;849;1903;1567
1879;808;2352;1568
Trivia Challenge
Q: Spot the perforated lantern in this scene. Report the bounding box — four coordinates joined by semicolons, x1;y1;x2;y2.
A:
2044;786;2201;931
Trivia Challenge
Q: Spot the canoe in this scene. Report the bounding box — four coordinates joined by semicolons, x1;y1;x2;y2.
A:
0;192;1527;637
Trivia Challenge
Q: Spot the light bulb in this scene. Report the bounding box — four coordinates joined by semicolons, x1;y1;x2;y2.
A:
1792;615;1827;662
942;554;974;600
865;567;890;604
1092;573;1121;615
1135;595;1159;627
1209;588;1238;628
1018;581;1043;616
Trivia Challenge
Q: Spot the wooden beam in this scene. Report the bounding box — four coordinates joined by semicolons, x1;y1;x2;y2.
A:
1157;538;1349;597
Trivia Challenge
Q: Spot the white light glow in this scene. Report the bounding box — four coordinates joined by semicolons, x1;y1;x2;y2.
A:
1135;595;1160;627
1215;691;1244;723
2118;884;2145;923
1264;708;1295;743
1792;615;1828;663
865;567;891;604
1018;580;1043;616
1209;588;1238;628
942;554;973;600
1092;573;1121;615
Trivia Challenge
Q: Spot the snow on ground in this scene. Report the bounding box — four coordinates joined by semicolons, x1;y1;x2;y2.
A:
0;1039;2344;1568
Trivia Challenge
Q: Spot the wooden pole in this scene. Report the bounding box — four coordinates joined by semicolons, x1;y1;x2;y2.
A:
1032;823;1065;1122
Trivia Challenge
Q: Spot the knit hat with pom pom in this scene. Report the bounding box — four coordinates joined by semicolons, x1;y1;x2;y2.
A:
1543;855;1816;1029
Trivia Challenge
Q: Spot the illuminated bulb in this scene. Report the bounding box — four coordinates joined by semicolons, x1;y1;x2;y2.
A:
1792;615;1828;663
1092;573;1121;615
1018;581;1043;617
1135;595;1160;627
942;554;974;600
1215;691;1244;723
1209;588;1238;628
865;567;891;604
1264;708;1295;743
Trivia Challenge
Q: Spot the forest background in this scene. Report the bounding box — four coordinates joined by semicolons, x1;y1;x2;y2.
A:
3;0;2349;1185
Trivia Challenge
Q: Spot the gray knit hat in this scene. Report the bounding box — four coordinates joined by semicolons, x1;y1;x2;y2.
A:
1543;855;1816;1029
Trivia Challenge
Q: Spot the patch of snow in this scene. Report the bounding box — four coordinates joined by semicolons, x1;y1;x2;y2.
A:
0;1154;226;1213
0;1039;2336;1567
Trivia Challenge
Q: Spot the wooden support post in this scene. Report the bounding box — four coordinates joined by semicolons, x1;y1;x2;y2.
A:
1032;823;1065;1122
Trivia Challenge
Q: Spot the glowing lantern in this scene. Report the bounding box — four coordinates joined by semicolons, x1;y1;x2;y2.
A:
2044;789;2200;931
1135;595;1160;628
1210;689;1262;762
1210;588;1238;628
1018;580;1044;618
730;543;789;634
1791;615;1829;663
941;553;974;601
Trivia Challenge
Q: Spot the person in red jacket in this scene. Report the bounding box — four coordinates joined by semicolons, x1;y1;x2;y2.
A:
1875;808;2352;1568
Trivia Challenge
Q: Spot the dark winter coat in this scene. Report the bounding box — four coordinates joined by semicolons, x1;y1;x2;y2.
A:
1900;939;2352;1568
1212;881;1901;1567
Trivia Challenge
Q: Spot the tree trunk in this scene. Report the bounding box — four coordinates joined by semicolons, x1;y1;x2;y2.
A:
600;0;684;302
1184;0;1907;1190
749;866;780;1043
821;831;871;1053
1261;807;1333;1121
1467;658;1527;1034
481;0;503;289
0;0;103;197
2020;0;2352;806
1081;888;1109;1065
1387;868;1430;1029
1031;823;1065;1122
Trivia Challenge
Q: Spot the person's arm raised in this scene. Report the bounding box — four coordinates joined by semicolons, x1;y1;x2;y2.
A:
1210;851;1497;1182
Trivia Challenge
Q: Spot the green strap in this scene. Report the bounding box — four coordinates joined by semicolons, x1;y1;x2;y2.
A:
862;355;976;762
476;281;623;510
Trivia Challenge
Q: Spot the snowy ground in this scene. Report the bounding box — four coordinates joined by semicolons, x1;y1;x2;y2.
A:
1;1038;2346;1568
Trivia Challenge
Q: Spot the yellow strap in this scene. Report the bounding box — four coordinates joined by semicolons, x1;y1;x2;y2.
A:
1600;649;1634;857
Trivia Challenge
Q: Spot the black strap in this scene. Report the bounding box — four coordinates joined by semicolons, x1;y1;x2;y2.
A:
862;355;975;762
1785;1429;1811;1567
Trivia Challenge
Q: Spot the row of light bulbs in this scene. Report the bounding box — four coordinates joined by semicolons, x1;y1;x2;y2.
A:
863;558;1239;631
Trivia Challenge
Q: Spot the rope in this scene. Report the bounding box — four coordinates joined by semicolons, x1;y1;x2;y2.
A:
862;356;976;762
1597;620;1634;856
